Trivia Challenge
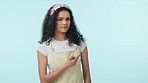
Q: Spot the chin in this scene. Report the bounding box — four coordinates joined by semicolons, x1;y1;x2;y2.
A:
61;31;68;33
61;29;68;32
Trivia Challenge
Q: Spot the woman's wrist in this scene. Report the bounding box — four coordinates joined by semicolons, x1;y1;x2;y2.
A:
63;64;69;70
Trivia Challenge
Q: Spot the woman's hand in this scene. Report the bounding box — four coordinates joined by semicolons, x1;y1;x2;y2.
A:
64;55;80;68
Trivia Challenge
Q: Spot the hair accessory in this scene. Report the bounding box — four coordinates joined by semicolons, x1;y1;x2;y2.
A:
50;4;68;16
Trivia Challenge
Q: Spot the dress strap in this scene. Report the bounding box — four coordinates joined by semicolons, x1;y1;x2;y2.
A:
48;42;55;53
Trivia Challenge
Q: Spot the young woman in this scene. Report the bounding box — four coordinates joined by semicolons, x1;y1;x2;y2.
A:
37;4;91;83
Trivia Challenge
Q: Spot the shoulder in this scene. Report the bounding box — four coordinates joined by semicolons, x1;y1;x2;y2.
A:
37;42;48;57
78;40;87;53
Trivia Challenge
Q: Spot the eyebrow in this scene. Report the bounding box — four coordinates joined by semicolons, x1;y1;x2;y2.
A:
57;17;71;19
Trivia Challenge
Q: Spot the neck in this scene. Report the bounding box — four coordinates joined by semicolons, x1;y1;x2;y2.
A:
54;32;67;41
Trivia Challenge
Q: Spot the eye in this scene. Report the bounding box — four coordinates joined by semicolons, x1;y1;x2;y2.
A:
57;18;62;21
66;17;71;21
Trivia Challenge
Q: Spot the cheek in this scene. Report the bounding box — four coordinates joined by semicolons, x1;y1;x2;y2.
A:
56;27;60;30
68;21;71;26
55;23;60;29
69;21;71;24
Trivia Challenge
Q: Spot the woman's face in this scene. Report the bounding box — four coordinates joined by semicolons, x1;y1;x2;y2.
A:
55;10;71;34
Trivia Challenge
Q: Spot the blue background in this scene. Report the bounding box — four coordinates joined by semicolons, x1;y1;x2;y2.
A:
0;0;148;83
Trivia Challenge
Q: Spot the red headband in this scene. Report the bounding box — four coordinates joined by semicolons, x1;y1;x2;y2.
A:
50;4;68;16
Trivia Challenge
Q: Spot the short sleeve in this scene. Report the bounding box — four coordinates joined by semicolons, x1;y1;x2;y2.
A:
37;43;48;57
78;41;87;53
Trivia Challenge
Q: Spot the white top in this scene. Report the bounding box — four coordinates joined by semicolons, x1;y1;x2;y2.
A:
38;38;87;56
37;38;87;71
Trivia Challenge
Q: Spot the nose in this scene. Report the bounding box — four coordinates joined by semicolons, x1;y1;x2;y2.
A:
62;19;67;25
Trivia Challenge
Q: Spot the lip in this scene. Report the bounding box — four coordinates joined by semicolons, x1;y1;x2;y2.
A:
61;27;67;28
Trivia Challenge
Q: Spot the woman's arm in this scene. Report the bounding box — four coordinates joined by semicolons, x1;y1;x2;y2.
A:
81;47;91;83
37;51;79;83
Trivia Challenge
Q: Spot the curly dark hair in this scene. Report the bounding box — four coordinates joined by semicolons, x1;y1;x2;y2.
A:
39;5;85;46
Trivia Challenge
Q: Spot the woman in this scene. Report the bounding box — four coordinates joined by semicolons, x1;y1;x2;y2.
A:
37;4;91;83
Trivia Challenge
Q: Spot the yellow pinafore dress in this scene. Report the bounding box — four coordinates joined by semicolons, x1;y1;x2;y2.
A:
47;43;83;83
